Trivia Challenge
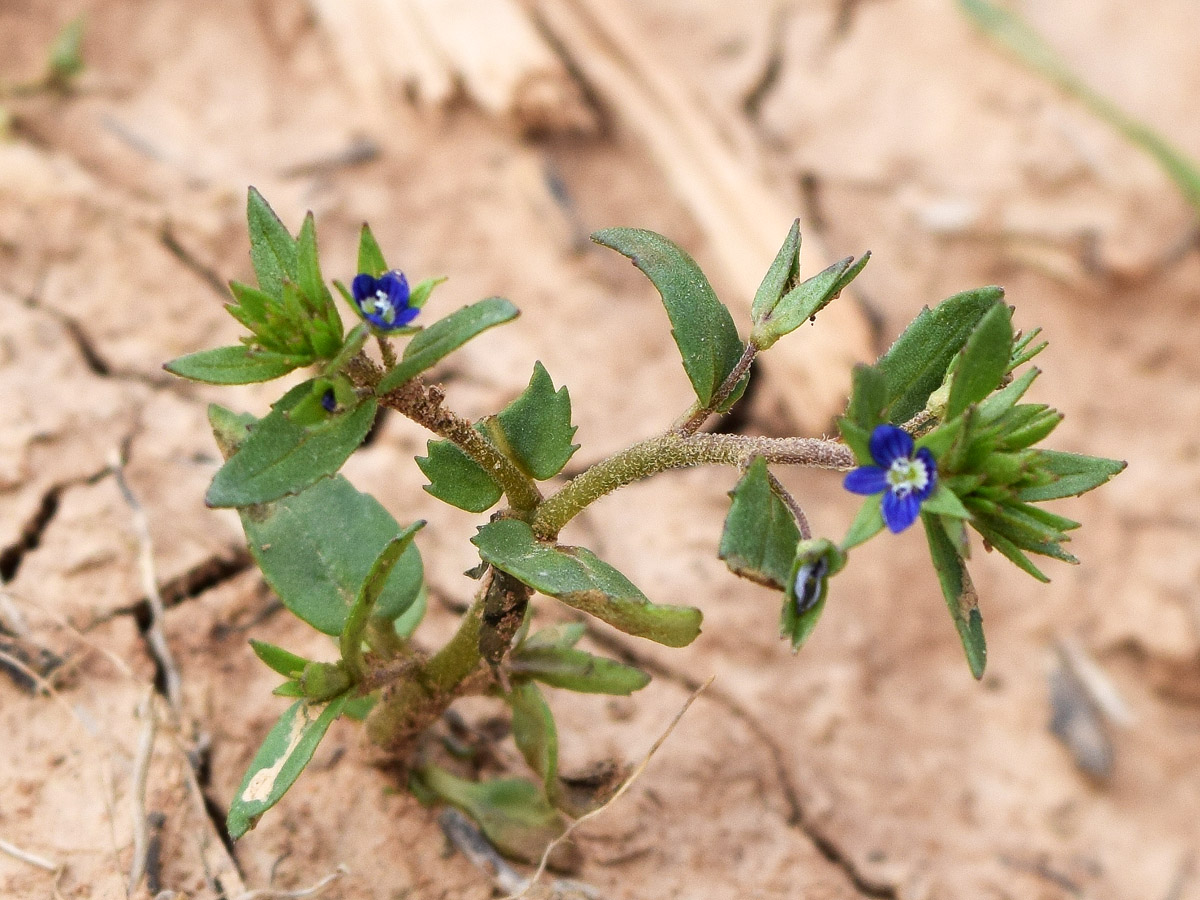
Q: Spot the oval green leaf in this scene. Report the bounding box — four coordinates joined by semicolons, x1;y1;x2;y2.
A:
165;345;299;385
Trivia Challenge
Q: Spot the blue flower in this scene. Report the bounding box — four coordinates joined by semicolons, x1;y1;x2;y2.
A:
351;271;419;331
844;424;937;533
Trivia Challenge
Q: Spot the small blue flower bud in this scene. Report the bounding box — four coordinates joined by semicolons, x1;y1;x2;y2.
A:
350;270;420;331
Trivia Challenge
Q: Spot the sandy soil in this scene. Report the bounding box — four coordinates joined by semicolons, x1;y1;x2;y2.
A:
2;1;1199;898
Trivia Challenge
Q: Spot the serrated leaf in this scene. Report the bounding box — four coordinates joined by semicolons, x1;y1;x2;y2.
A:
357;223;388;278
752;253;869;350
947;301;1013;419
509;681;558;799
416;438;503;513
377;297;520;393
206;380;377;507
413;767;574;867
592;228;743;408
494;362;579;480
472;519;702;648
719;457;801;591
509;645;650;695
165;345;299;385
923;514;987;679
247;187;299;297
250;640;312;679
227;695;348;839
1018;450;1126;502
877;286;1004;424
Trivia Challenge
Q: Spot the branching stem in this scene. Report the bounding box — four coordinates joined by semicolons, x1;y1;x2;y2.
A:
676;344;758;436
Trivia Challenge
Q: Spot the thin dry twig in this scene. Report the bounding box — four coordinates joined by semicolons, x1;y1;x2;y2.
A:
127;686;159;895
232;865;350;900
110;450;184;717
0;837;60;872
506;675;715;900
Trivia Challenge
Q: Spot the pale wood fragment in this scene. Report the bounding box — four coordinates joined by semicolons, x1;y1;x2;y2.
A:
532;0;875;434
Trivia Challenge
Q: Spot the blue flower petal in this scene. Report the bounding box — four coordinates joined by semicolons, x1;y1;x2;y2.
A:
881;489;921;533
351;273;377;302
869;424;914;468
914;447;938;501
378;271;410;306
394;304;420;327
844;465;889;495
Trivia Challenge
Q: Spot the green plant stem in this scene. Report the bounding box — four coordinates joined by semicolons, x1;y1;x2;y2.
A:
676;343;758;436
532;432;853;539
347;354;542;513
366;593;489;751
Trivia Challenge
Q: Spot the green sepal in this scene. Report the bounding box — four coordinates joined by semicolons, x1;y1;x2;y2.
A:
357;223;389;278
250;640;312;679
493;362;579;480
227;695;349;839
922;513;986;679
165;345;300;385
751;219;803;323
946;301;1013;419
781;539;845;652
472;519;703;648
296;212;343;357
206;380;378;508
509;681;559;801
509;645;650;695
246;187;299;298
751;253;869;350
876;286;1004;424
298;661;353;701
920;483;972;520
719;457;801;591
411;767;573;867
377;297;520;393
1017;450;1126;502
841;497;885;551
416;438;503;513
409;276;447;309
272;681;305;698
592;227;743;408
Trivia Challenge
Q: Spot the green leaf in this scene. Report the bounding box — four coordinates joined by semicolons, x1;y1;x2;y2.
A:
520;623;586;651
357;224;388;278
1018;450;1126;502
296;212;342;352
211;405;425;635
377;297;520;393
207;404;257;457
922;513;986;679
250;640;312;679
719;458;801;591
165;345;299;385
842;363;888;458
946;302;1013;419
494;362;579;480
751;219;802;323
206;380;377;507
752;254;869;350
509;645;650;695
227;695;349;839
393;585;427;638
592;227;743;407
876;286;1004;424
921;483;972;520
340;523;426;676
509;681;559;799
841;497;885;551
246;187;299;297
472;519;703;648
413;767;573;867
416;438;503;513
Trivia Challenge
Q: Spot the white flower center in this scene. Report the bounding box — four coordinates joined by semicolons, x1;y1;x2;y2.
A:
886;456;929;498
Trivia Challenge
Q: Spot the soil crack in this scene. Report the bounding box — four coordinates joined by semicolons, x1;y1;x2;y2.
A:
585;629;898;898
0;466;112;582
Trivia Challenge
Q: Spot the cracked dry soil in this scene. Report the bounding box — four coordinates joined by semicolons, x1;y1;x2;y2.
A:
3;1;1200;898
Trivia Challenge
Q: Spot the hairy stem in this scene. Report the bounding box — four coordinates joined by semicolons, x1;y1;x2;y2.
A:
676;344;758;436
347;354;543;513
533;433;853;539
